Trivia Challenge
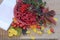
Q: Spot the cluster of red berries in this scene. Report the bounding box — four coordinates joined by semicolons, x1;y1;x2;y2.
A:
8;0;57;36
11;21;28;30
13;0;56;30
14;2;37;25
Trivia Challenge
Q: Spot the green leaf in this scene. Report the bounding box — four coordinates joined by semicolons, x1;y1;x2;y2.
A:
38;0;43;4
41;2;46;7
39;20;43;26
9;26;15;29
31;0;37;6
23;0;30;4
36;7;42;15
15;27;22;36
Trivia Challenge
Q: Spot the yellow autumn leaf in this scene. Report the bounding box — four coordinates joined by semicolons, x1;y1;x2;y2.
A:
26;31;31;34
13;30;18;36
41;26;45;31
53;18;58;22
37;31;42;35
8;28;18;37
8;28;15;34
8;32;13;37
33;28;37;33
47;29;52;35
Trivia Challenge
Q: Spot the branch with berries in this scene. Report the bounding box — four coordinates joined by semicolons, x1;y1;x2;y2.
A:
8;0;57;37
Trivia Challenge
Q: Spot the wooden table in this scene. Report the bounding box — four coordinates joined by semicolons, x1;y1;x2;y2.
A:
0;0;60;40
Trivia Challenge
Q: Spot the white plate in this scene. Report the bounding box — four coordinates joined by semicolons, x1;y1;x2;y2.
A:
0;0;16;30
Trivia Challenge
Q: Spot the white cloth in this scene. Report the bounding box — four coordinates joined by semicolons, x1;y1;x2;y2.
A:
0;0;16;30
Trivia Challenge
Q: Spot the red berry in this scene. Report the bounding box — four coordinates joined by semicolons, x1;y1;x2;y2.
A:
16;22;19;24
37;25;41;29
13;24;17;28
19;24;23;27
23;27;26;30
50;28;54;33
20;4;30;13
